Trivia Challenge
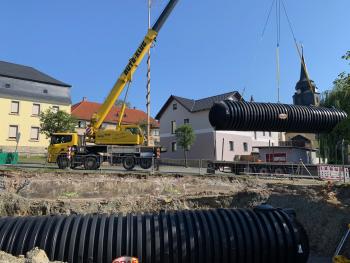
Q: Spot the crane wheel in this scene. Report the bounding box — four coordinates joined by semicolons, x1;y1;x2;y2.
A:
274;168;285;174
140;158;152;169
84;156;98;170
259;167;269;174
123;157;135;170
57;156;70;169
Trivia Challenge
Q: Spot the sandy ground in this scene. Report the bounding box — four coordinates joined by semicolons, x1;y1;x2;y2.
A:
0;168;349;261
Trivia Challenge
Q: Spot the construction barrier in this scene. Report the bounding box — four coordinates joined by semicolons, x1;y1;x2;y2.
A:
0;152;18;165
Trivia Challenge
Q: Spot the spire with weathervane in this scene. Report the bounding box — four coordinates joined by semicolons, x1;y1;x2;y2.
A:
293;48;320;106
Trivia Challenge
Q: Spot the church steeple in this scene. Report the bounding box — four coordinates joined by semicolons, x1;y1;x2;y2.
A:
299;53;308;82
293;51;320;106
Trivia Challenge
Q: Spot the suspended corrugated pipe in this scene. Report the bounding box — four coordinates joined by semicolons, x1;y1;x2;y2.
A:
0;206;309;263
209;100;347;132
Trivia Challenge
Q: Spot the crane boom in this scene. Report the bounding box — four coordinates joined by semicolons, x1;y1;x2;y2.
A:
89;0;179;136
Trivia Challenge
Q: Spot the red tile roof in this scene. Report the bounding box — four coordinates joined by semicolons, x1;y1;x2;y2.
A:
71;100;159;127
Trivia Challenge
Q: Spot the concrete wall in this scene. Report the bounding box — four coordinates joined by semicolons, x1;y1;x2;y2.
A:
161;132;215;160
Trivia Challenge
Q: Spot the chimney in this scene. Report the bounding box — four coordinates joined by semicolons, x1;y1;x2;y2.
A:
82;97;87;102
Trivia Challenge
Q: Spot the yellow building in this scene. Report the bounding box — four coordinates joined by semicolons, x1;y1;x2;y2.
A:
0;61;71;154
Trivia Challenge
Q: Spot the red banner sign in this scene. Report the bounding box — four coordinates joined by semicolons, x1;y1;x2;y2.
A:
112;256;139;263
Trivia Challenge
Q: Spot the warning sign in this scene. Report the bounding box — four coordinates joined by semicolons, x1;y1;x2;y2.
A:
318;165;349;180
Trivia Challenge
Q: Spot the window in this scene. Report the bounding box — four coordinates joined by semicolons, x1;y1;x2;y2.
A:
229;141;234;151
263;131;266;136
78;121;86;128
173;103;177;110
50;135;72;145
171;121;176;134
10;101;19;114
5;83;11;88
243;142;248;152
8;125;18;140
171;142;177;152
52;106;59;113
30;127;40;140
184;119;189;124
32;104;40;116
269;131;272;137
43;89;48;94
152;129;160;136
254;131;257;140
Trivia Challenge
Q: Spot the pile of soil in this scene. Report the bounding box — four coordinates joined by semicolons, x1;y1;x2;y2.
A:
0;169;349;258
0;247;64;263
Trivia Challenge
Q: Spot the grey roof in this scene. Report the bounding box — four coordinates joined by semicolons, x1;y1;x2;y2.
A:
156;91;241;119
0;88;71;105
0;61;71;87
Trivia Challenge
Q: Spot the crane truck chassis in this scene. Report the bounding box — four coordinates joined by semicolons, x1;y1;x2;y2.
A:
48;133;162;171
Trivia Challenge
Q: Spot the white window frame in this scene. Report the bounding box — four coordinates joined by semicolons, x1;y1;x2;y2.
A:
171;121;176;134
30;127;40;141
78;120;87;128
8;125;18;140
10;101;19;114
184;118;189;124
171;142;177;152
52;106;60;113
32;103;41;116
173;103;177;110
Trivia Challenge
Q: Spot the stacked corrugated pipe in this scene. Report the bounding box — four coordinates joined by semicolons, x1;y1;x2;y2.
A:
0;206;309;263
209;100;347;132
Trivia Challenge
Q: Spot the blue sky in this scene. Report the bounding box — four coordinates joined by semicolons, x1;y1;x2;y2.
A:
1;0;349;117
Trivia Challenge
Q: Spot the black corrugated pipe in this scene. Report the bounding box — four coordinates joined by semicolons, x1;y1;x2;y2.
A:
0;207;309;263
209;100;348;132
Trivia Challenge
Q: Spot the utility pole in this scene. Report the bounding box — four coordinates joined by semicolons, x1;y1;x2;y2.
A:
146;0;152;146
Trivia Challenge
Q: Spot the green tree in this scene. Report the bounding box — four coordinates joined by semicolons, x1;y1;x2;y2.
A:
319;51;350;163
39;108;78;138
137;119;148;135
115;100;131;108
175;124;196;167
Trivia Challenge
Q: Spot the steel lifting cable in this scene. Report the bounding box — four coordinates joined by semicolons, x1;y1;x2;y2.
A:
281;0;314;93
117;81;131;127
275;0;281;102
262;0;276;38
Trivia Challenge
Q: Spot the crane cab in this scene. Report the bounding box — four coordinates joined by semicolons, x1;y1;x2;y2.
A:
47;133;80;163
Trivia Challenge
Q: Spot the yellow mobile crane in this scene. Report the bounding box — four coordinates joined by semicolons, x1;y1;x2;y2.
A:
47;0;179;170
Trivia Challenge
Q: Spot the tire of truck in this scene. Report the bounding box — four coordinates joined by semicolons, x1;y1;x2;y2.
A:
259;167;269;174
84;156;98;170
57;156;70;169
123;156;135;170
274;167;285;174
140;158;152;169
